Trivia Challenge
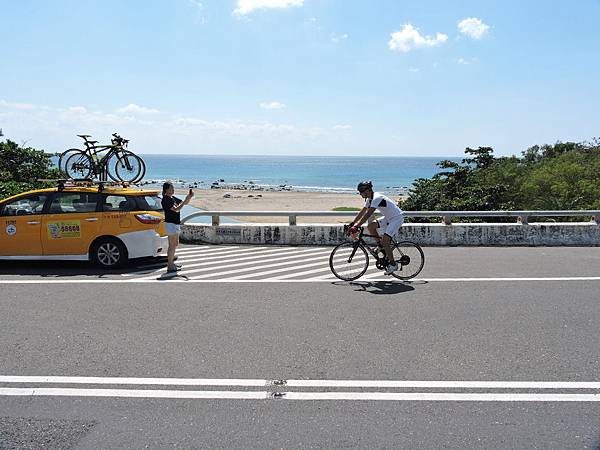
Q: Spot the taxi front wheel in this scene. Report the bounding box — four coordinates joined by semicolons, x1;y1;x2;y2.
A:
90;237;128;269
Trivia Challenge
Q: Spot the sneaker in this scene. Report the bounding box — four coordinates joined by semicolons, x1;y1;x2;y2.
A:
384;262;398;275
175;264;183;271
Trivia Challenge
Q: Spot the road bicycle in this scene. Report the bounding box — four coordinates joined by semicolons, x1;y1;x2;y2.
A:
329;224;425;281
60;134;146;183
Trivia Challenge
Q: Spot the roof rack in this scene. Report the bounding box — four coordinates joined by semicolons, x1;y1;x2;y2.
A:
37;178;135;192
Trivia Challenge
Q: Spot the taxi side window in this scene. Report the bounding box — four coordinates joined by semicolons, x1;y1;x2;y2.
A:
48;193;100;214
0;194;49;216
102;195;134;212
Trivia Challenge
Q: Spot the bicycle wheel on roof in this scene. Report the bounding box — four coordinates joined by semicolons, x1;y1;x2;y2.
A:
64;151;93;180
110;151;144;183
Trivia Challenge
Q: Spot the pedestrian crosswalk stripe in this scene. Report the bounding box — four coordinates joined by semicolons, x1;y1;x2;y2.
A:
123;247;264;276
137;247;331;280
165;248;332;280
263;259;369;281
219;257;331;281
123;245;394;282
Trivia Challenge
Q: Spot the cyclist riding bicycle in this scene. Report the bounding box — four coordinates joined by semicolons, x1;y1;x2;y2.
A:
348;181;404;275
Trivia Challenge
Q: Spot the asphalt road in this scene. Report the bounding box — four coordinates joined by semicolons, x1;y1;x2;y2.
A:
0;246;599;448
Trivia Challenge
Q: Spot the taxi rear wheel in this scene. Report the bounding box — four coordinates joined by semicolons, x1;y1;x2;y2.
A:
90;238;128;269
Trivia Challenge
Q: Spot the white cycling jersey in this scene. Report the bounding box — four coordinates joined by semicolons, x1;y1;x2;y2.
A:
365;192;403;220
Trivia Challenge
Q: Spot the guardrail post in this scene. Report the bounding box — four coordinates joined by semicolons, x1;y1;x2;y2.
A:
289;215;297;226
441;216;452;225
212;215;220;226
517;215;528;225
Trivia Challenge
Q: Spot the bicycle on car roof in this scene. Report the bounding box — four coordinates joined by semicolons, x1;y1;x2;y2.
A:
59;133;145;183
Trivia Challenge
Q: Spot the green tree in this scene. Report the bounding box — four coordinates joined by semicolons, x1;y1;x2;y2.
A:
400;140;600;220
0;139;59;198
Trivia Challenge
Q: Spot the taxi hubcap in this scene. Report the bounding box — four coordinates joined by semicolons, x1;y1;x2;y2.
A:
98;243;120;266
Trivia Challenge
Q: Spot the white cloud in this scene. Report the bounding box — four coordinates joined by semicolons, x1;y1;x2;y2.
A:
260;101;286;110
68;106;87;114
0;100;340;154
117;104;160;114
332;124;352;130
457;58;468;65
458;17;489;39
233;0;303;16
331;33;349;44
0;100;37;110
388;24;448;53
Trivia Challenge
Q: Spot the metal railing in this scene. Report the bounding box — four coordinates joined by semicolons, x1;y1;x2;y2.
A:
181;210;600;226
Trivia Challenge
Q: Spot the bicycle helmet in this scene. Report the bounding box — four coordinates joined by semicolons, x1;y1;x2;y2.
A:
357;180;373;192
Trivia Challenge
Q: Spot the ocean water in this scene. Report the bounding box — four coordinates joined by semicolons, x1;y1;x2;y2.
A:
140;154;460;194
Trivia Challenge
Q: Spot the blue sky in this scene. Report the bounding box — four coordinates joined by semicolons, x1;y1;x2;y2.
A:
1;0;599;156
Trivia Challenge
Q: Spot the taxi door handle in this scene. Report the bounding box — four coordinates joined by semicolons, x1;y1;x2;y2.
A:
27;221;40;225
85;218;98;222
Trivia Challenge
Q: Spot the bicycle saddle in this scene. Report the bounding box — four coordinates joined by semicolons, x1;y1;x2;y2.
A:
77;134;92;138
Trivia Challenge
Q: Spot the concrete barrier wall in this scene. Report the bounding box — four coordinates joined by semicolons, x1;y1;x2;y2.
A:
181;222;600;246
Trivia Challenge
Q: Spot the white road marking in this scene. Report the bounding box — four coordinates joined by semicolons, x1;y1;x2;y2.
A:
282;392;600;402
284;379;600;389
1;376;598;390
137;244;328;279
217;257;331;281
0;388;268;400
156;248;332;280
2;277;600;284
0;376;267;386
123;247;268;276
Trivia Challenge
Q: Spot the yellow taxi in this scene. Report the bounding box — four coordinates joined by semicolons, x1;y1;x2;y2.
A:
0;184;168;268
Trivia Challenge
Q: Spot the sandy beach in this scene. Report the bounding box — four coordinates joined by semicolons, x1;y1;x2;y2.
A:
175;188;407;223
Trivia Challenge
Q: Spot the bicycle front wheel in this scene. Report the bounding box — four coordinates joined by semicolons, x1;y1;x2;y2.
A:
329;242;369;281
64;152;93;180
390;241;425;280
111;151;145;183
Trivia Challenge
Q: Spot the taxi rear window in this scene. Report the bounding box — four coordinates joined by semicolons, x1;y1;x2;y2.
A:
131;195;163;212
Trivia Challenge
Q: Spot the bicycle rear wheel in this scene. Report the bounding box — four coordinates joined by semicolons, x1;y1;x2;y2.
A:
58;148;84;177
329;242;369;281
390;241;425;280
64;152;93;180
111;151;144;183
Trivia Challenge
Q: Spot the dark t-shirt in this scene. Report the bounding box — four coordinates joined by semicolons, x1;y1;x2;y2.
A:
161;195;182;224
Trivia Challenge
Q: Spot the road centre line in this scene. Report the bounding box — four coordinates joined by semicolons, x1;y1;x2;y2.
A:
3;277;600;284
282;392;600;402
1;376;599;390
152;248;332;280
0;388;268;400
0;376;266;386
0;388;598;402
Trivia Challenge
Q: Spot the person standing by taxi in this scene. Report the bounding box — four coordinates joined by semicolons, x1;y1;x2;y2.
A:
162;182;194;273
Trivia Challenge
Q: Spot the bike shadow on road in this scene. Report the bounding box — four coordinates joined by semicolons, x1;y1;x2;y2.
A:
333;280;425;295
